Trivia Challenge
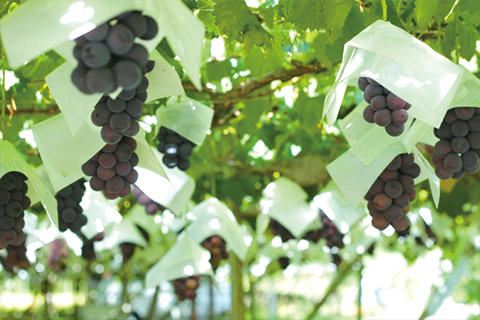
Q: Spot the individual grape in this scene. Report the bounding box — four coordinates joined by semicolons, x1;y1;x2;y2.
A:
123;120;140;137
468;132;480;149
5;201;22;217
125;44;149;66
462;150;480;172
444;109;459;124
387;156;402;171
443;153;463;172
391;215;409;231
89;176;105;191
82;160;99;176
394;193;410;207
358;77;368;91
101;124;123;144
398;175;414;193
370;95;386;111
71;64;92;94
84;23;110;42
384;180;403;199
124;169;138;184
179;144;193;158
202;235;229;271
454;107;475;120
371;213;389;230
401;163;420;178
451;137;470;154
81;42;111;68
121;12;147;37
385;123;405;137
124;98;143;120
435;122;454;140
119;89;136;100
129;153;139;167
373;109;392;127
384;205;403;222
451;120;469;137
177;158;190;171
115;143;133;162
141;16;159;40
115;161;132;176
97;166;116;181
110;113;132;133
106;176;124;194
136;77;149;93
363;105;375;123
467;115;480;132
172;276;200;301
392;109;408;125
107;98;126;113
364;84;383;103
106;24;134;55
85;68;115;94
113;60;142;90
379;169;398;181
373;193;392;211
163;155;178;168
99;153;117;169
386;93;406;110
369;179;385;195
0;190;10;205
165;144;179;156
433;139;452;159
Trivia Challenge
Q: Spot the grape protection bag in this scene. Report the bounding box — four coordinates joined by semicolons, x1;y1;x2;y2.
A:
0;0;203;90
323;20;465;130
332;101;440;206
136;149;195;216
258;178;319;240
185;198;250;262
156;97;215;147
46;49;184;135
31;114;167;192
145;233;214;289
0;141;59;227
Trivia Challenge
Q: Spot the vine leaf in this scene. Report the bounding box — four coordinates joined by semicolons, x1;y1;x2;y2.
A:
213;0;273;53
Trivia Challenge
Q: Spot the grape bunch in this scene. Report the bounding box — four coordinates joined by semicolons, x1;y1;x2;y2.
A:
47;239;69;272
132;186;165;215
432;107;480;179
71;11;158;94
56;179;88;233
82;137;139;199
157;127;196;171
359;77;411;137
90;60;154;145
269;218;295;242
364;153;420;231
0;172;31;249
80;233;105;262
172;275;201;301
1;238;30;273
278;256;290;270
201;235;229;271
303;209;345;249
119;226;149;262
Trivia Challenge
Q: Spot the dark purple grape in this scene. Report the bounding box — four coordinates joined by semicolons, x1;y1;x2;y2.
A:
451;137;470;154
434;140;452;159
467;132;480;149
110;113;132;133
387;156;402;171
398;175;414;193
107;98;126;113
370;95;386;111
106;176;124;194
81;160;99;176
123;120;140;137
374;109;392;127
84;23;110;41
435;162;453;179
358;77;368;91
444;109;459;124
363;106;375;123
121;12;147;37
125;98;143;119
384;180;403;199
386;93;406;110
125;44;149;66
462;150;479;172
136;77;149;94
163;155;178;168
178;158;190;171
454;107;475;120
467;115;480;132
89;176;105;191
101;124;123;144
99;153;117;169
451;120;469;137
392;109;408;125
91;103;111;125
85;68;115;93
364;84;383;103
106;24;135;55
384;205;403;222
443;153;463;172
385;123;404;136
113;60;142;90
81;42;111;68
179;143;193;158
436;122;454;139
115;143;133;162
71;64;93;94
115;161;132;176
401;163;420;179
140;16;158;40
97;166;116;181
119;89;136;100
373;193;392;211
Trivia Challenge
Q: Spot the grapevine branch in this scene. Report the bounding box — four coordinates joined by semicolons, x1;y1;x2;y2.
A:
183;60;328;126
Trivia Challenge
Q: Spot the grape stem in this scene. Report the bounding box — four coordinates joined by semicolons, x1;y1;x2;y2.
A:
381;0;387;21
145;286;160;320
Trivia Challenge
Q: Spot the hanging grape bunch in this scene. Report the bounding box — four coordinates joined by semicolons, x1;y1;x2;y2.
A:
269;218;295;242
172;275;201;301
359;77;411;137
157;127;196;171
364;153;420;231
432;107;480;179
56;179;88;233
47;239;69;272
119;225;149;262
303;210;344;266
201;235;229;271
0;172;31;249
71;11;158;94
132;186;165;215
82;137;139;199
1;238;31;273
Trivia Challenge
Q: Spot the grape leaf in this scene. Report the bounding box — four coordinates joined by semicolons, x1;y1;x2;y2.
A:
213;0;273;53
323;0;353;44
286;0;326;31
414;0;437;29
458;16;479;61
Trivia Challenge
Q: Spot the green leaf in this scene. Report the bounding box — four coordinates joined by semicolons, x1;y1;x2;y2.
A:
213;0;273;52
323;0;353;44
206;60;233;82
414;0;437;29
295;91;324;136
243;45;285;77
287;0;326;31
458;16;479;60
